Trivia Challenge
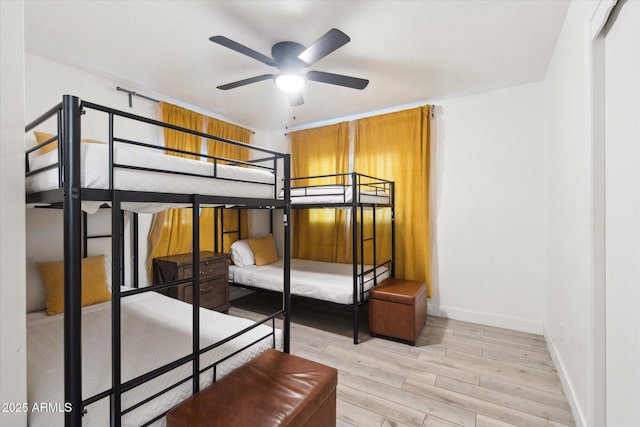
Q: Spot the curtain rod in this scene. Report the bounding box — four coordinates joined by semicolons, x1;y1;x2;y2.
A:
116;86;256;135
116;86;160;108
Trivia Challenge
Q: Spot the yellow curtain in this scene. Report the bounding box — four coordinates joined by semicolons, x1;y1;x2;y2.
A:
147;103;204;279
200;117;252;253
355;106;432;296
160;102;203;159
289;122;350;262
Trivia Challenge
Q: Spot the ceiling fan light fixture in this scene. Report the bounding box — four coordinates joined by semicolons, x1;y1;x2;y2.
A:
210;29;368;106
275;73;305;93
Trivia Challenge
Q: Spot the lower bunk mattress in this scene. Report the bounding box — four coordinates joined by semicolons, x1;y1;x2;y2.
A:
27;291;281;426
230;258;390;305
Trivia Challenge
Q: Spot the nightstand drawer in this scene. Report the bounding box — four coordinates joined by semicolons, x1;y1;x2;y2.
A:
183;278;228;311
181;261;226;281
153;251;231;313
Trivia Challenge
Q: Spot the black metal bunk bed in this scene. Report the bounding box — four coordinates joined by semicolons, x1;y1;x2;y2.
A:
24;95;291;427
227;172;394;344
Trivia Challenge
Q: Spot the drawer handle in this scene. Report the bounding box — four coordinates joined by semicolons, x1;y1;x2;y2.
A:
200;285;214;294
200;270;212;275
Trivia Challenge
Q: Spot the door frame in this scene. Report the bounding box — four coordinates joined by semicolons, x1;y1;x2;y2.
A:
587;1;618;425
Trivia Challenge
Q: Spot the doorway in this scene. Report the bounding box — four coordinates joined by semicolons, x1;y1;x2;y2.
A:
593;1;640;425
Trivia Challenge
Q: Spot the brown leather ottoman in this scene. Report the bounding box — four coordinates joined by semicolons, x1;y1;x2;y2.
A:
166;348;337;427
369;278;427;345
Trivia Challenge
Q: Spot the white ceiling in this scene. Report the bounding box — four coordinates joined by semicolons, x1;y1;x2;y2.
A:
25;0;569;133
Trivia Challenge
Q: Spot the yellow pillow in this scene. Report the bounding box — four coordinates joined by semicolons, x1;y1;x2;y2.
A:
34;131;104;155
37;255;111;315
34;131;58;155
248;234;278;266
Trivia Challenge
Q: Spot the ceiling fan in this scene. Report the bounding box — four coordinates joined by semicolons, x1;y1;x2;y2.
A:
209;28;369;106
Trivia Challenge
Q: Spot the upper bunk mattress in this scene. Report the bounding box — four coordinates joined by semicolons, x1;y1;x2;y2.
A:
26;143;283;213
27;290;281;427
288;185;390;205
229;258;390;304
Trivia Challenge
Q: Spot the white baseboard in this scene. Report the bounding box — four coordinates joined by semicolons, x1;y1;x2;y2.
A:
426;303;544;335
543;324;586;427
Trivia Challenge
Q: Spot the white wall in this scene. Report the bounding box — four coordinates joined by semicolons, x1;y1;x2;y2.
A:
0;1;27;426
431;82;546;334
542;1;601;426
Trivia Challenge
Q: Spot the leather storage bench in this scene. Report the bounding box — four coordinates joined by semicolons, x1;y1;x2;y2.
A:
166;348;338;427
369;278;427;345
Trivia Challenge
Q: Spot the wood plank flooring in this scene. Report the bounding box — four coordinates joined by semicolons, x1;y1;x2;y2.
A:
229;293;574;427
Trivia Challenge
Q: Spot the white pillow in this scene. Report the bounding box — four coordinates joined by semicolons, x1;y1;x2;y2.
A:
230;239;255;267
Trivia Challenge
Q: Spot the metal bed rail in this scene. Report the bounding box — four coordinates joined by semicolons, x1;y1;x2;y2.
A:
355;259;394;304
25;100;286;201
290;172;394;206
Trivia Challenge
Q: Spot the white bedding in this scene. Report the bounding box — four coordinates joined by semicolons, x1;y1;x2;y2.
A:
289;185;390;205
27;291;281;427
230;258;389;304
26;143;283;213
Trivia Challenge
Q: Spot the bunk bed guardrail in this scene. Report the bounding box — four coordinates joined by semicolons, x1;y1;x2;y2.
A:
289;172;394;205
26;102;284;203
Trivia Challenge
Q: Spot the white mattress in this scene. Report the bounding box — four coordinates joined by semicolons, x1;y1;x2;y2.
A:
230;258;389;304
26;143;283;213
27;291;281;427
289;185;390;205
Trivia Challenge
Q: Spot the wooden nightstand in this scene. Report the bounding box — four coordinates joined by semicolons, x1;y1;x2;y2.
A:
153;252;230;313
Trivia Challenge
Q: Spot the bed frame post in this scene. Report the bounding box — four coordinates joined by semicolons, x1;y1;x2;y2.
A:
82;211;88;257
391;182;396;277
269;208;274;235
111;192;123;427
214;208;219;252
192;195;201;394
351;172;359;344
133;212;139;288
62;94;83;427
283;154;291;353
372;205;377;288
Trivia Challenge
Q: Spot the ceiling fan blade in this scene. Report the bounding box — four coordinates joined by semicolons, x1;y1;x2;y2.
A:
289;92;304;107
209;36;276;67
217;74;275;90
306;70;369;90
297;28;350;66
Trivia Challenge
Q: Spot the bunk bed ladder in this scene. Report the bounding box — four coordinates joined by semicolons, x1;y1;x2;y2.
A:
106;194;142;425
82;211;139;288
214;207;241;252
111;192;123;427
349;173;395;345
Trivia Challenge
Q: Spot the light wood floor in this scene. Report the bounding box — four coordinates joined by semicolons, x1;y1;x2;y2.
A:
229;294;574;427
